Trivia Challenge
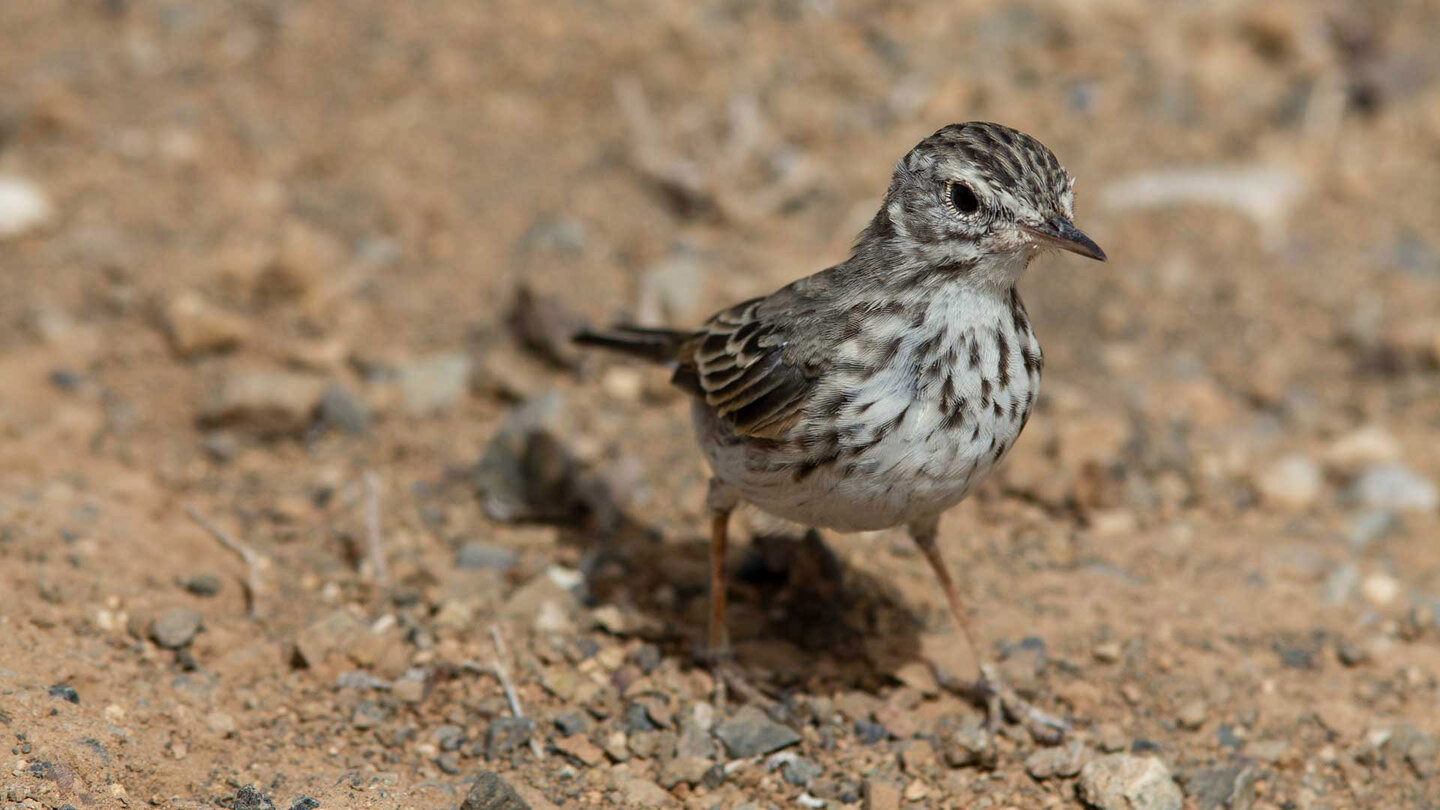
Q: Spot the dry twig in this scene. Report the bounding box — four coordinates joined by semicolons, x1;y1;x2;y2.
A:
363;471;390;591
489;624;544;759
183;504;266;618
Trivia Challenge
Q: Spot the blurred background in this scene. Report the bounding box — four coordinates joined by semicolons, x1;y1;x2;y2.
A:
2;1;1439;808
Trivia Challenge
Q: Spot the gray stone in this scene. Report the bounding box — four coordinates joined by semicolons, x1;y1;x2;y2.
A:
1350;464;1439;513
351;701;387;729
484;717;534;759
553;712;588;737
1025;740;1087;779
1346;509;1399;551
459;770;530;810
399;352;472;416
318;383;370;434
676;702;718;760
1180;764;1259;810
151;608;202;649
941;714;995;770
1077;754;1182;810
714;706;801;758
178;574;221;597
1385;725;1439;779
456;543;518;571
506;284;586;370
474;394;600;526
781;755;824;787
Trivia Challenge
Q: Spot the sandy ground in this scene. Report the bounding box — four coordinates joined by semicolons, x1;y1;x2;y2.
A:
2;1;1440;808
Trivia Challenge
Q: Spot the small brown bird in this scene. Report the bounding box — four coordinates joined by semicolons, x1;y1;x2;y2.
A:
577;122;1104;738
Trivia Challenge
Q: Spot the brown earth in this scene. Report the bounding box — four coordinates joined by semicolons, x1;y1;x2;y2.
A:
2;1;1440;808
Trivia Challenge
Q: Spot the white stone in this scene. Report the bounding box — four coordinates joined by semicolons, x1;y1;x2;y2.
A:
1351;464;1439;513
0;177;53;239
1256;455;1323;510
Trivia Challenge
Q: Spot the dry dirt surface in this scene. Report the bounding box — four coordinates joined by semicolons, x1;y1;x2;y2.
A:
3;1;1440;809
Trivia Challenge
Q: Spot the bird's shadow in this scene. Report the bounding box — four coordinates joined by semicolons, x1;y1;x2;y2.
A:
475;422;927;695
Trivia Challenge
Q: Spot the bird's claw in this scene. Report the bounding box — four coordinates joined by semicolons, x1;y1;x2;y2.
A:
974;663;1070;745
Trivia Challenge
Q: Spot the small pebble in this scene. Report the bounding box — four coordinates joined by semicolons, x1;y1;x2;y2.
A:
553;711;589;737
864;781;902;810
1176;699;1207;731
151;608;203;649
392;678;426;704
48;684;79;704
1256;454;1322;510
206;712;237;737
459;770;530;810
178;574;222;597
484;717;534;759
318;383;371;434
456;542;519;570
1093;641;1122;664
781;756;824;787
1077;754;1182;810
1024;739;1087;779
1361;573;1401;606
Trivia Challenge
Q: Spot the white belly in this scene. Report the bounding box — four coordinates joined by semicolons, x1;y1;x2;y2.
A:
695;286;1041;532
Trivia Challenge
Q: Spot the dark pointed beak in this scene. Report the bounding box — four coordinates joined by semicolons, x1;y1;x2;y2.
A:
1021;216;1107;262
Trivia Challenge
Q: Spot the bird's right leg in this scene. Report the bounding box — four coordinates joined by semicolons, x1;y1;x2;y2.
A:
908;517;1069;744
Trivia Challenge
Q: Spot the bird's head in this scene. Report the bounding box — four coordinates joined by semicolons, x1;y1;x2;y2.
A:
865;122;1104;286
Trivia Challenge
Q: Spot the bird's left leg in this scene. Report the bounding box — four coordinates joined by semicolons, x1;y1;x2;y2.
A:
702;479;773;707
908;516;1069;744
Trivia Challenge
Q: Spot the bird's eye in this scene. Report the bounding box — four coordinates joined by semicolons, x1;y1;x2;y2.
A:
947;182;980;215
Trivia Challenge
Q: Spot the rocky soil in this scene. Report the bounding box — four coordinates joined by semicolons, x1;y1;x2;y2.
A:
2;1;1440;808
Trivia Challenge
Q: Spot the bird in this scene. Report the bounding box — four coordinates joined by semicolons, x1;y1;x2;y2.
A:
575;122;1105;738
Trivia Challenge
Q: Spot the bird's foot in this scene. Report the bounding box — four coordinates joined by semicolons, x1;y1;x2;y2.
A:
694;645;776;711
965;663;1069;745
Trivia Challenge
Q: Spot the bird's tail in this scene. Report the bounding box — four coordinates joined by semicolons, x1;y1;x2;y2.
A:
572;324;690;365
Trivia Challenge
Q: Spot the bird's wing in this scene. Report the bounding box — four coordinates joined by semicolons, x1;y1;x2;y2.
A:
673;295;821;440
